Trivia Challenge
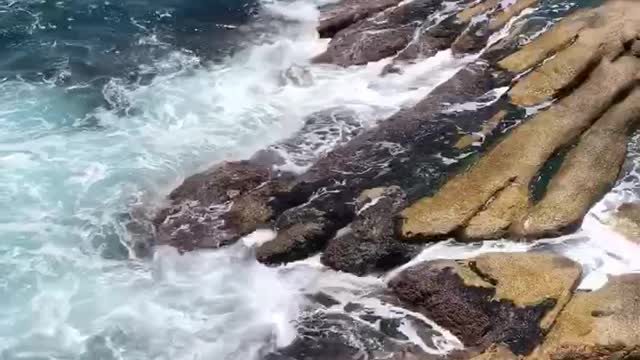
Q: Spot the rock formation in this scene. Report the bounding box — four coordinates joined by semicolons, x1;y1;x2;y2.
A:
609;202;640;243
529;274;640;360
400;0;640;242
389;252;582;356
151;1;640;357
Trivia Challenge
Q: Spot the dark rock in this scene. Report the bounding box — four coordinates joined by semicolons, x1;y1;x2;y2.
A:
257;184;357;264
317;0;403;38
360;313;383;323
167;161;270;206
343;302;365;313
153;107;362;253
255;222;328;264
388;253;582;356
394;15;469;62
451;21;491;55
223;178;293;235
307;291;341;308
154;161;277;251
322;186;420;275
263;312;406;360
262;60;514;265
380;318;409;341
314;0;445;66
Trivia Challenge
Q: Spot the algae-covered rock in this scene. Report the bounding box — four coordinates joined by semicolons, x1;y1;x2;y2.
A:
389;252;582;356
515;88;640;238
529;274;640;359
505;0;640;106
400;55;640;241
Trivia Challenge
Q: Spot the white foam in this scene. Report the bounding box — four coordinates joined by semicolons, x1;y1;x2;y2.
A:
241;229;278;247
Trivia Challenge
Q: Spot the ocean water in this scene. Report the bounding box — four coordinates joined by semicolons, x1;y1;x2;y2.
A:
0;0;638;359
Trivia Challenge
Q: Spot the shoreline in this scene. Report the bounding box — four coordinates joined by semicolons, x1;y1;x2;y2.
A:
148;0;640;358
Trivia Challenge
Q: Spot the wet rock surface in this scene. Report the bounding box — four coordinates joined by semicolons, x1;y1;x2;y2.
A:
263;312;406;360
317;0;403;38
314;0;449;66
389;253;582;356
391;0;538;66
529;274;640;360
321;186;421;275
401;52;640;241
514;88;640;238
265;291;457;360
261;59;514;265
153;160;278;251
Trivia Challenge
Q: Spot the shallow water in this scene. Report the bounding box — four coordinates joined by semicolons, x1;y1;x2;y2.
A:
0;0;636;359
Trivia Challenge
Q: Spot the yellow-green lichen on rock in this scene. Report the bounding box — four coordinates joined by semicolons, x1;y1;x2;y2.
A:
400;55;640;241
506;0;640;106
471;252;582;332
528;274;640;360
515;88;640;239
497;9;593;73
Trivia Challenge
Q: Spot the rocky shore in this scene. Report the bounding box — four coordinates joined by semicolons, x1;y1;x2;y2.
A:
150;0;640;358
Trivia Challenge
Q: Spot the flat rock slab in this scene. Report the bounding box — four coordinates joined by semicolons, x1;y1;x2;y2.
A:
529;274;640;359
389;252;582;356
400;54;640;241
504;0;640;106
514;88;640;238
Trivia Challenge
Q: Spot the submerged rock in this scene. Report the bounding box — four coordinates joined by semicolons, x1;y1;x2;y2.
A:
389;252;582;356
529;274;640;359
264;309;443;360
